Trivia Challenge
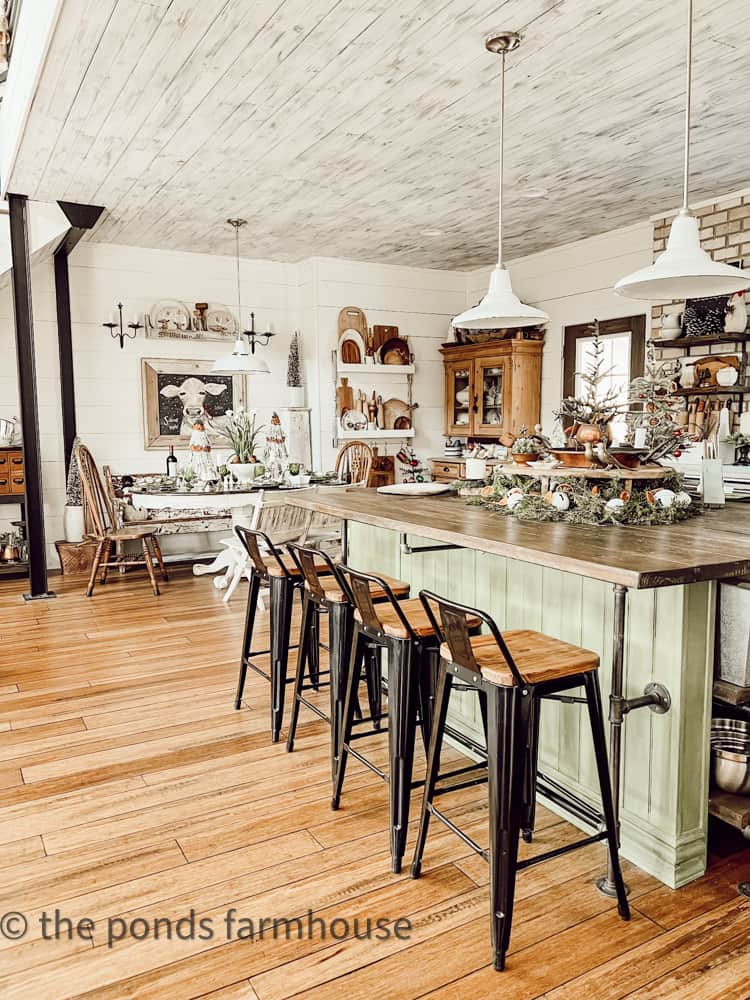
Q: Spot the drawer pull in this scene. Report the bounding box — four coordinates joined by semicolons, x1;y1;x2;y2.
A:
10;458;23;466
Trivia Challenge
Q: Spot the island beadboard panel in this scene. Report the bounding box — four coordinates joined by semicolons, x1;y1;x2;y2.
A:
347;522;715;889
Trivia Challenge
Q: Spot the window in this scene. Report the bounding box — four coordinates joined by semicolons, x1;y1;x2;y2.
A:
562;316;646;437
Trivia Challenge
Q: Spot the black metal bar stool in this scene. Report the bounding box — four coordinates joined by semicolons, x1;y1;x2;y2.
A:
233;525;333;742
412;590;630;972
285;543;412;789
332;567;482;874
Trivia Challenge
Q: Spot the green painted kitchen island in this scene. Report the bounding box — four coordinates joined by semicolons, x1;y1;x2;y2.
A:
289;488;750;889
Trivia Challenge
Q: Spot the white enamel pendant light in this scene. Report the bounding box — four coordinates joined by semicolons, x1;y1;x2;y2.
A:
615;0;749;300
212;219;270;374
452;31;548;330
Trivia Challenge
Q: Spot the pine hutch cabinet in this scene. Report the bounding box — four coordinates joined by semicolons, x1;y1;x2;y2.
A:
440;338;543;439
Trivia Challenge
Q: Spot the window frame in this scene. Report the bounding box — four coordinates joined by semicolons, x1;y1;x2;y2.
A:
562;315;647;401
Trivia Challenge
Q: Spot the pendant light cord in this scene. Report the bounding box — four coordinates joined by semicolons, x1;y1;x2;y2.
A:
234;223;242;323
497;49;506;267
682;0;693;212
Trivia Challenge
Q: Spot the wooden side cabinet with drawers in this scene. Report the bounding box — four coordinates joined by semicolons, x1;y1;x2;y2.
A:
0;449;25;497
440;339;543;440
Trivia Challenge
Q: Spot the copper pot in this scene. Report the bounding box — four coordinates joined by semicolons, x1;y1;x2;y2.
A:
0;542;20;563
575;423;604;445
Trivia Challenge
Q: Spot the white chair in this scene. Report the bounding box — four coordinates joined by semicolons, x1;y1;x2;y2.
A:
218;489;314;604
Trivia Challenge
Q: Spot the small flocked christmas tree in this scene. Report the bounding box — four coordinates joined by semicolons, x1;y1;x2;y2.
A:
287;331;302;388
555;321;623;434
627;345;691;463
65;437;83;507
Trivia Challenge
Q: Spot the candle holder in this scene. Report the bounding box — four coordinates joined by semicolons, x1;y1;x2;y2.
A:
244;310;275;354
104;303;143;349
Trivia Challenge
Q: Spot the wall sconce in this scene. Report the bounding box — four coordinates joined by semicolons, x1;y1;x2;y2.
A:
244;311;275;353
103;303;143;349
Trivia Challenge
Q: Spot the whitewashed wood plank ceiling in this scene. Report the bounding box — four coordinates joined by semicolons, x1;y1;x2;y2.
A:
7;0;749;269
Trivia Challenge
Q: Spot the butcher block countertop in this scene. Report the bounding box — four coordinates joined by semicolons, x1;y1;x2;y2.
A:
289;488;750;589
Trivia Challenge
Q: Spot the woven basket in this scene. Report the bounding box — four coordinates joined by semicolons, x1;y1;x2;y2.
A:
55;539;98;575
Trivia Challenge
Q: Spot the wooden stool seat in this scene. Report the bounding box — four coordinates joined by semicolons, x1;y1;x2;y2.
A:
323;572;409;604
265;555;334;579
356;597;480;639
440;630;599;686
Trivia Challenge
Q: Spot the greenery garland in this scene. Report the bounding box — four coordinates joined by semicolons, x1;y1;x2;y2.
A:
457;471;699;527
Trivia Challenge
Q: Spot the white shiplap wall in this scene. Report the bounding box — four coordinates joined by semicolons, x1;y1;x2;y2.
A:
466;223;654;428
0;243;463;565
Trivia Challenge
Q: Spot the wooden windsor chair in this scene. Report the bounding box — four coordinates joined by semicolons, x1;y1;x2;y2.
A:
75;443;168;597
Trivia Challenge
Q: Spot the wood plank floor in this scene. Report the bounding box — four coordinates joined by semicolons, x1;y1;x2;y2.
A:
0;568;747;999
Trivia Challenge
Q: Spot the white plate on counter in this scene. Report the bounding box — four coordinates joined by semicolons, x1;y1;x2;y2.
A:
377;483;451;497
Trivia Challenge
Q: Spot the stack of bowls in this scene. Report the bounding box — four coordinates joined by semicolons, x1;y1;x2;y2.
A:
711;718;750;795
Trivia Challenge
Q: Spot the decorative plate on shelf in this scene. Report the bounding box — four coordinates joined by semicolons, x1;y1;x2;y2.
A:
150;300;191;333
340;408;368;432
377;483;451;497
205;305;238;336
339;328;365;365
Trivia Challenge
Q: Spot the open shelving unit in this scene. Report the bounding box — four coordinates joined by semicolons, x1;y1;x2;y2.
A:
332;349;416;446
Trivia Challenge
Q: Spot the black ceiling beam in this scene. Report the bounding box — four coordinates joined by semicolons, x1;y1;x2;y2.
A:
53;201;105;470
55;201;105;257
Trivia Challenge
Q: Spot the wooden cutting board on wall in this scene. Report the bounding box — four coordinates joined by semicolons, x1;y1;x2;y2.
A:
336;377;354;416
372;324;398;351
337;307;368;339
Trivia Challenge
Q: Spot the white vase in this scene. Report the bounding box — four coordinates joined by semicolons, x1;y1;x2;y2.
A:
63;505;84;543
231;463;259;484
287;386;305;407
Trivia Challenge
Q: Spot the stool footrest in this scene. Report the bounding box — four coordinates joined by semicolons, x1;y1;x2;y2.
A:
516;832;607;871
295;697;331;724
434;762;488;797
537;771;604;830
344;745;388;782
428;804;488;859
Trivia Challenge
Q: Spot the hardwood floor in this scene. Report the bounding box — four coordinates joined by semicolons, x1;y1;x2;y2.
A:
0;568;747;999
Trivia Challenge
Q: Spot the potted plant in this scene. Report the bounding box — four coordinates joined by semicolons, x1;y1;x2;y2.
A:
63;437;84;542
287;331;305;407
217;408;265;483
555;323;622;450
510;427;539;465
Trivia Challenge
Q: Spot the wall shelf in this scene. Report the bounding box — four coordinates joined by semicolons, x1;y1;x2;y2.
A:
673;386;750;397
651;333;750;349
337;363;415;376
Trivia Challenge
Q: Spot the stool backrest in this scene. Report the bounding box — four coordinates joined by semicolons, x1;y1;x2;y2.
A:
234;524;289;578
287;542;339;601
419;589;525;686
338;564;415;639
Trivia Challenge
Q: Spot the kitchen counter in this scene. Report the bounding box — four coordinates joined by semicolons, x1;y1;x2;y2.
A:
286;487;739;888
289;488;750;588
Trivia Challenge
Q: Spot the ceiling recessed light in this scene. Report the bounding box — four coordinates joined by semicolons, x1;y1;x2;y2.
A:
421;228;444;237
519;186;548;200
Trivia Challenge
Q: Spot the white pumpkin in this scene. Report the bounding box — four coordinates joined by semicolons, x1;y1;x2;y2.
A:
549;491;570;511
653;488;676;508
605;498;626;513
674;490;692;508
506;491;525;510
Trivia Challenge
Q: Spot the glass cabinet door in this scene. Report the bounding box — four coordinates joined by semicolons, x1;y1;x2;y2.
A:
473;359;507;436
445;363;473;435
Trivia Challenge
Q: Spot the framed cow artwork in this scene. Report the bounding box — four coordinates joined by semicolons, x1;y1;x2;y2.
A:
141;358;247;449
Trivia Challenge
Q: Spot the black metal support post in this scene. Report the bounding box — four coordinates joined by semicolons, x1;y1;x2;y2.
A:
596;583;671;897
8;193;54;600
54;249;76;471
